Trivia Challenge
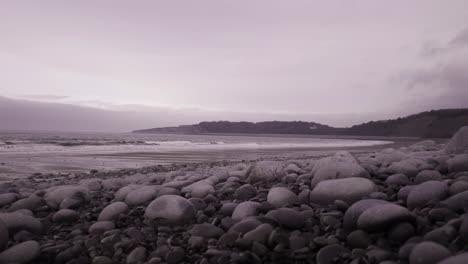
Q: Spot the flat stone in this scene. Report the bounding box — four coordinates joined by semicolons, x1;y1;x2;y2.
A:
387;159;420;177
0;240;40;263
98;202;129;221
145;195;196;224
267;187;298;208
407;181;448;209
310;177;377;205
229;218;262;234
409;241;451;264
357;203;414;233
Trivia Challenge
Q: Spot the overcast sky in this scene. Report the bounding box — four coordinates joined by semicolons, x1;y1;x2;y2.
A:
1;0;468;128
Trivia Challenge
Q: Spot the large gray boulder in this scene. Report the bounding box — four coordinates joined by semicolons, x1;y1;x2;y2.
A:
445;126;468;154
145;195;196;224
310;151;369;187
0;219;8;250
310;177;377;205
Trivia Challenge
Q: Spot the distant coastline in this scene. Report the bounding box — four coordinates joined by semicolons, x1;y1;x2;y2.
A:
133;108;468;139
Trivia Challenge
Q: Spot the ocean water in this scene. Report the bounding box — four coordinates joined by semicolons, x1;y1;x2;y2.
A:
0;131;393;154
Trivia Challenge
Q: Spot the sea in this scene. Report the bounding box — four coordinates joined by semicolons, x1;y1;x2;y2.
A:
0;131;399;178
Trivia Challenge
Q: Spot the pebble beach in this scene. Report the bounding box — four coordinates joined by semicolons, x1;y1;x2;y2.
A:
1;127;468;264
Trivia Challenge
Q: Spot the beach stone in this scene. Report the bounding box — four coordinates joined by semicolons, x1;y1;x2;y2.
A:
445;126;468;154
232;202;261;221
311;151;369;186
114;185;140;201
265;208;305;229
267;187;298;208
182;180;215;198
126;246;147;264
229;218;262;234
0;219;8;250
409;241;451;264
102;178;129;189
248;161;285;182
346;230;371;249
125;186;159;206
0;240;40;263
316;244;351;264
414;170;442;184
79;178;102;191
447;154;468;173
93;256;113;264
98;202;129;221
88;221;115;235
8;194;42;212
441;191;468;212
219;203;238;216
407;181;448;209
233;184;257;200
388;159;420;177
357;203;414;232
385;174;410;186
145;195;196;224
398;186;414;201
310;177;377;205
189;223;224;238
285;163;301;174
438;253;468;264
344;199;389;230
388;222;415;243
424;225;457;245
449;181;468;195
44;185;90;209
243;223;273;243
0;212;42;233
0;193;19;207
53;209;79;223
459;214;468;241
